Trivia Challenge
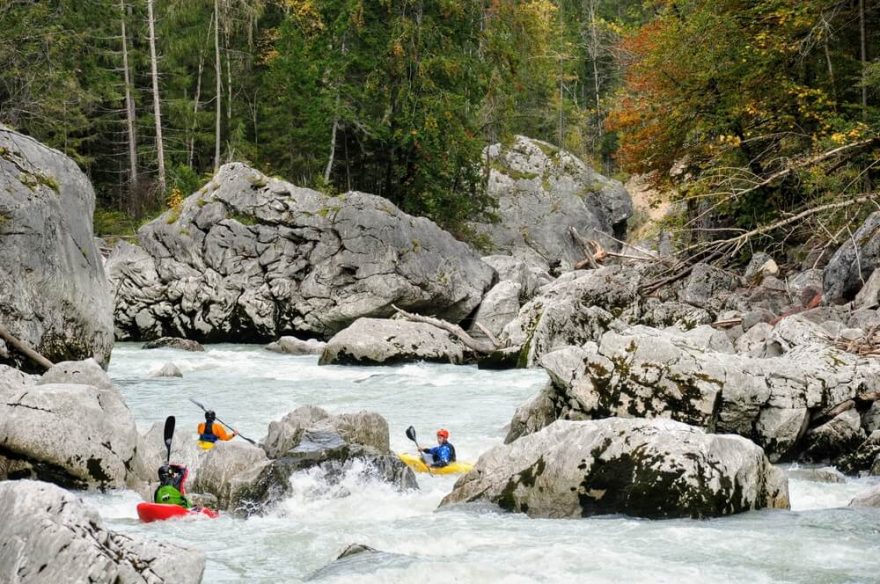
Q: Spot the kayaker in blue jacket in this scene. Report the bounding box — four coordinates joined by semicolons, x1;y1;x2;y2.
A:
421;428;457;468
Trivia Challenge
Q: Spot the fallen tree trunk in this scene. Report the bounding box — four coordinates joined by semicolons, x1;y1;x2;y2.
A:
391;305;498;354
0;324;53;371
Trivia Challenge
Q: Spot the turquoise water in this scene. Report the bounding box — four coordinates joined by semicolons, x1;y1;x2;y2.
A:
80;343;880;583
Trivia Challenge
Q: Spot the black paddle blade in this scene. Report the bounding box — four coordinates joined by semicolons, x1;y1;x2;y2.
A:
163;415;175;465
405;426;417;443
164;416;176;446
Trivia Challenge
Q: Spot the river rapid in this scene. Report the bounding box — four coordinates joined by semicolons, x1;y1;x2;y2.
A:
82;343;880;583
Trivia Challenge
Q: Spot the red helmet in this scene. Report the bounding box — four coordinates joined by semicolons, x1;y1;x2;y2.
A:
436;429;449;439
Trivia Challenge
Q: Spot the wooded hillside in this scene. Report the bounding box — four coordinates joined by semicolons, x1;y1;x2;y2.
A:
1;0;877;256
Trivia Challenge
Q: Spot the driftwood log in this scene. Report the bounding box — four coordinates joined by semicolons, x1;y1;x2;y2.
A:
391;305;499;354
0;323;53;371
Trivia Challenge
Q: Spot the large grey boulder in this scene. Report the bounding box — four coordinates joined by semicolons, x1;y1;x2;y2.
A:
0;359;144;488
481;255;548;300
319;318;464;366
108;163;494;342
190;441;270;512
824;211;880;303
525;328;880;461
0;127;113;370
442;418;789;519
469;136;632;270
467;280;522;339
263;406;390;459
500;266;637;367
0;480;204;584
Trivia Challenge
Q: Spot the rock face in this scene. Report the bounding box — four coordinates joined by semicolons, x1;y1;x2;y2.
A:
824;211;880;303
108;163;494;342
524;328;880;462
0;126;113;370
0;359;145;489
319;318;465;366
442;418;789;519
469;136;632;270
0;480;205;584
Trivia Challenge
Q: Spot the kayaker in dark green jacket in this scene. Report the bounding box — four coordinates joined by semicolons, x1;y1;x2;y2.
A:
154;464;191;508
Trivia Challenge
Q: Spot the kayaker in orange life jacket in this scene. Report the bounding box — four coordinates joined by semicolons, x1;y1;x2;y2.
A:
197;410;236;449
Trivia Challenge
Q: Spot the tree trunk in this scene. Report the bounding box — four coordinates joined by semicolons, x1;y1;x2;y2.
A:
119;0;138;190
214;0;222;171
0;324;53;371
189;53;204;168
586;0;603;146
147;0;166;193
860;0;868;119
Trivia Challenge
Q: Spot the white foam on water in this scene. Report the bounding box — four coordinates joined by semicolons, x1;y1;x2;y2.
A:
96;343;880;583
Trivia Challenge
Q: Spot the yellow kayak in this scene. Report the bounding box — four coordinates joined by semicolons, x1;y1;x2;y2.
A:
197;440;215;450
398;453;474;475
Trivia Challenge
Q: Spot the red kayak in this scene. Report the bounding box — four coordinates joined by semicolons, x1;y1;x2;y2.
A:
136;502;219;523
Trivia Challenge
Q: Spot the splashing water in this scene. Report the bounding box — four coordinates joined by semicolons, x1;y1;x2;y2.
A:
77;343;880;583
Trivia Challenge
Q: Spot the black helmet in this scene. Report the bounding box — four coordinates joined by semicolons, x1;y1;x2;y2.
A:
158;465;171;481
205;410;216;421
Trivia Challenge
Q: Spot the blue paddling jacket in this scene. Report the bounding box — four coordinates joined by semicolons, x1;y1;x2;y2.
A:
423;443;456;467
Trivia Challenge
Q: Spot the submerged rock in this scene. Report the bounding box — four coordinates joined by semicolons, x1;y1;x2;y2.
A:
0;127;113;371
266;336;327;355
442;418;789;519
0;480;204;583
142;337;205;351
152;362;183;377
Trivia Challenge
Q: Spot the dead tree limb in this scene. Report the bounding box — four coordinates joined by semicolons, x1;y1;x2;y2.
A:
813;391;880;427
391;305;498;353
0;324;53;371
570;227;599;269
641;192;880;295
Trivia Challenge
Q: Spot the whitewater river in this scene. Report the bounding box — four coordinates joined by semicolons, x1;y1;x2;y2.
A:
82;343;880;583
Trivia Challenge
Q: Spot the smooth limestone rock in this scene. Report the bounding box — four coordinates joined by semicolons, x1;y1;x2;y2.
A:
469;136;632;271
0;126;113;370
0;360;143;488
849;484;880;508
442;418;789;519
467;280;523;339
319;318;464;366
265;336;327;355
108;163;493;342
152;362;182;377
0;480;204;584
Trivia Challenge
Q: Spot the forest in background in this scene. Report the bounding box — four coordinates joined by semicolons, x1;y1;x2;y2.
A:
1;0;878;261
